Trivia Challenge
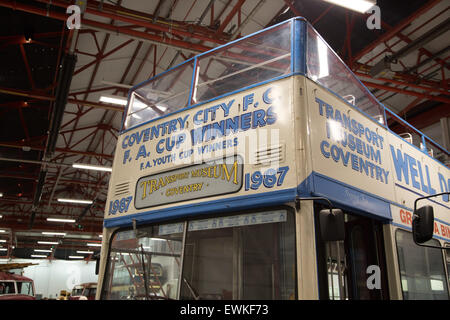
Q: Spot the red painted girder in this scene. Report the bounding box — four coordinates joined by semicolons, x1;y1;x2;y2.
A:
217;0;247;34
36;0;227;42
389;103;450;132
0;220;102;233
351;0;442;64
355;72;449;95
19;44;35;89
362;80;450;104
0;141;114;159
0;86;124;112
284;0;301;16
73;39;134;76
0;0;215;54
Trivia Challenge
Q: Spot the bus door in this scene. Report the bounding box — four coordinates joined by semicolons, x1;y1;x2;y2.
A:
315;204;389;300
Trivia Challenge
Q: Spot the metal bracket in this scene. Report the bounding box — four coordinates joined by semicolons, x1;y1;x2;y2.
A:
296;196;334;214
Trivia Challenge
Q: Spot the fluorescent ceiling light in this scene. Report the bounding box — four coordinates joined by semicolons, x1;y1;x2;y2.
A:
47;218;76;223
31;254;48;258
0;248;7;251
0;230;5;233
0;215;2;218
100;94;149;111
57;198;93;205
99;95;127;106
77;250;94;254
322;0;376;13
37;241;59;245
87;243;102;247
69;256;84;259
0;240;6;243
0;193;3;197
42;232;66;236
73;163;112;172
98;235;103;238
34;249;52;253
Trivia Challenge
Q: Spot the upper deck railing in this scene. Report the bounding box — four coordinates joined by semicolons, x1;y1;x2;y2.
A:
122;17;449;166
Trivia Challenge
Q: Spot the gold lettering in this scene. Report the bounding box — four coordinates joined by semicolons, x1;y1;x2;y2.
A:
222;161;238;184
140;180;149;200
213;165;221;178
149;179;158;195
158;177;166;190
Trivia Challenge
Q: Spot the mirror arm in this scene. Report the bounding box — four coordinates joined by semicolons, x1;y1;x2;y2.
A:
414;192;449;212
412;192;449;250
296;196;334;214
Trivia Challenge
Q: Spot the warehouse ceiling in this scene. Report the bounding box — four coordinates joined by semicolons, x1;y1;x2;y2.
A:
0;0;448;260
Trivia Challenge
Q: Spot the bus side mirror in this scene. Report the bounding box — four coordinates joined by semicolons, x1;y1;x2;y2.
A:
319;209;345;241
412;205;434;244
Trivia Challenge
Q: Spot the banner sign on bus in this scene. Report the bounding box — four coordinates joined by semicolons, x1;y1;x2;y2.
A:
135;155;243;209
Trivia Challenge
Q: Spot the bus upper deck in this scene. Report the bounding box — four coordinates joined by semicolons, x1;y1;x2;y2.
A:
98;17;450;300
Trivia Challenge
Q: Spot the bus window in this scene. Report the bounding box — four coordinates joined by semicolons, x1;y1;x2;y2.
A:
180;209;296;300
102;208;296;300
395;230;449;300
194;22;291;104
102;225;184;300
124;60;195;130
17;281;34;296
0;282;15;294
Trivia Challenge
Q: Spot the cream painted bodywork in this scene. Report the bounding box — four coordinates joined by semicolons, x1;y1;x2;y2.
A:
98;75;450;300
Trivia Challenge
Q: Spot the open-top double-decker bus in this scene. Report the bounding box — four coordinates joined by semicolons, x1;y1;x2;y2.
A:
96;17;450;300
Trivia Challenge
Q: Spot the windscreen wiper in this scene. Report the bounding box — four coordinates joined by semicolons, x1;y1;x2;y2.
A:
183;277;200;300
140;245;150;300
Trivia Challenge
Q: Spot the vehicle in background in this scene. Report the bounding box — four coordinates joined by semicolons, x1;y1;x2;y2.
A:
58;290;71;300
70;282;97;300
0;271;35;300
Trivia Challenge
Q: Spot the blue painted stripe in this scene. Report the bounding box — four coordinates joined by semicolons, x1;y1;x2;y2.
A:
103;171;449;230
390;222;449;243
311;172;391;220
394;183;450;210
299;171;449;226
290;19;295;74
104;187;298;228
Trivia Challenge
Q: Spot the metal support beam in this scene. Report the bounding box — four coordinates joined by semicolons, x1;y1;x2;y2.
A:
387;18;450;63
0;0;217;54
361;80;450;104
217;0;246;34
351;0;442;64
